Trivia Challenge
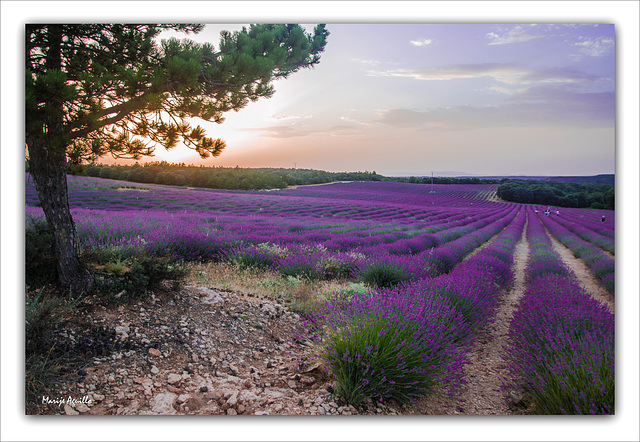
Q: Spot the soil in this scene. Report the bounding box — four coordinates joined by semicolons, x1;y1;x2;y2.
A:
32;283;401;416
545;229;615;313
31;212;614;416
406;215;531;415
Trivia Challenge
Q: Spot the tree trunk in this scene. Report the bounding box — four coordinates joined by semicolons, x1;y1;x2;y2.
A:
26;24;94;294
27;136;95;294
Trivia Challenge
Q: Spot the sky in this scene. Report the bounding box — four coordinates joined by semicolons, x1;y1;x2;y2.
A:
110;22;617;177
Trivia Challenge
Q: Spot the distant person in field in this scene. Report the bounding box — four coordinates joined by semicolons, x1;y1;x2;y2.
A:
602;215;606;223
556;210;560;215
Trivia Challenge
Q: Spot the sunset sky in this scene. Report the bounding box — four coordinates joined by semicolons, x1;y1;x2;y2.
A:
118;22;618;177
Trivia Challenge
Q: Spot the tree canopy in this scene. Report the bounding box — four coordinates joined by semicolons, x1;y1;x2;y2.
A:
27;24;329;162
25;23;329;293
496;178;614;210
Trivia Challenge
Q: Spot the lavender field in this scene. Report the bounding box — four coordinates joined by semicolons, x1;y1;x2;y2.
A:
25;173;615;414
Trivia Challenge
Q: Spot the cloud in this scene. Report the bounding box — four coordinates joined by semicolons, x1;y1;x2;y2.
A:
340;116;373;127
375;85;614;131
486;25;542;45
271;114;313;121
410;38;434;47
367;63;597;86
242;124;320;139
351;57;380;66
574;37;614;57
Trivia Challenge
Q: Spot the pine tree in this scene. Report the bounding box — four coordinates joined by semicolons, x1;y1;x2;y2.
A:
26;24;329;293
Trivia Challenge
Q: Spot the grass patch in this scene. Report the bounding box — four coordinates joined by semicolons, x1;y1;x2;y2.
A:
187;262;356;315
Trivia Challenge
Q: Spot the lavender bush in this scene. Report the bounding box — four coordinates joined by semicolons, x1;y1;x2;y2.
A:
306;289;471;405
505;274;615;414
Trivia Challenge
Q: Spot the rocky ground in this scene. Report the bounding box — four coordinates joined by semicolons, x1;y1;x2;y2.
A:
32;283;407;416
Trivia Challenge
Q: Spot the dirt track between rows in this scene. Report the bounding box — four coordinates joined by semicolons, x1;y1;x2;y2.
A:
545;226;615;313
410;210;614;415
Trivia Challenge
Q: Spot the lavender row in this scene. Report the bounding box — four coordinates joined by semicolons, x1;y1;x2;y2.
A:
547;205;614;238
504;207;614;414
299;208;526;405
223;205;518;285
565;211;615;237
276;181;503;209
403;207;525;330
63;206;509;263
536;212;615;296
538;209;614;254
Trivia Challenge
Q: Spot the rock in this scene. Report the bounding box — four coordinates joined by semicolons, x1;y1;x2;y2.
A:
92;393;105;402
123;400;140;415
300;375;315;385
114;325;130;340
152;392;177;415
238;390;259;403
176;394;191;404
148;348;162;357
226;391;239;407
151;365;160;375
227;408;237;415
201;288;224;305
167;374;182;384
134;377;151;385
64;404;79;415
261;303;277;316
205;390;224;401
185;395;205;412
263;389;285;400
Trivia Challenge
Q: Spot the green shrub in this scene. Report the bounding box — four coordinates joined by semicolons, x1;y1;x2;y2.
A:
325;316;441;406
94;255;186;302
358;261;409;288
335;282;370;298
25;288;61;354
317;256;357;280
25;217;58;288
229;247;276;270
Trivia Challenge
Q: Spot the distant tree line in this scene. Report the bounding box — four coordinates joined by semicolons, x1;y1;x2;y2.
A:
390;176;503;185
497;179;614;210
64;161;384;190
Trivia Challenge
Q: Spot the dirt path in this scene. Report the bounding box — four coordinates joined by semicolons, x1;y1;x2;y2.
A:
408;213;530;415
454;213;530;414
545;226;615;314
285;181;353;190
486;190;507;203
